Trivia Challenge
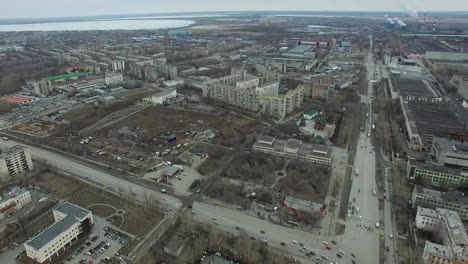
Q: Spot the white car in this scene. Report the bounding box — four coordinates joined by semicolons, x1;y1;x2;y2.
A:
339;250;346;255
322;241;328;245
322;255;328;260
292;240;298;244
214;221;220;225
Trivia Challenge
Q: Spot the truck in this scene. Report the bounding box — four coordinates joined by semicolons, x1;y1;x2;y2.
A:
2;137;8;141
372;124;376;130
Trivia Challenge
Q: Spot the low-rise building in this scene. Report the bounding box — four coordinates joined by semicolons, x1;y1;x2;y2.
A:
253;135;333;165
411;186;468;220
0;187;31;219
431;137;468;169
415;206;468;263
143;89;177;105
24;202;94;263
0;146;34;182
406;159;468;187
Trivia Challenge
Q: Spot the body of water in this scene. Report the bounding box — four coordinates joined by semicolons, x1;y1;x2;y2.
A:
0;19;196;32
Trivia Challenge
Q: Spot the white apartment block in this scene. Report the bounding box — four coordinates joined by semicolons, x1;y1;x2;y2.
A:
33;79;53;96
203;70;304;118
24;202;94;263
0;187;31;219
105;73;123;87
0;146;34;182
253;135;333;165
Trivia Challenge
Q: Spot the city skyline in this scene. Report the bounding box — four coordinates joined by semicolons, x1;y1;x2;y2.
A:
1;0;468;19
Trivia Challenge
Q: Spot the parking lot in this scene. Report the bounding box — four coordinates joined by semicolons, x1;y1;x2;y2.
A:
64;218;130;264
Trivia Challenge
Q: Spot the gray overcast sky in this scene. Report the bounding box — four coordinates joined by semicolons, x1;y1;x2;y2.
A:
1;0;467;19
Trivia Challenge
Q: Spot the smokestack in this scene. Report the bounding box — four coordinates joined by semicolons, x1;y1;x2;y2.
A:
243;70;247;81
433;16;438;32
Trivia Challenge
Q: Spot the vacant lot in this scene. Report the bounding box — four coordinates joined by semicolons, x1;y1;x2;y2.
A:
96;107;263;148
25;172;84;198
277;161;331;203
223;151;285;185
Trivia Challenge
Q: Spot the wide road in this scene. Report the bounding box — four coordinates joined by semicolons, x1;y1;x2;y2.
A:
338;34;380;264
0;139;182;210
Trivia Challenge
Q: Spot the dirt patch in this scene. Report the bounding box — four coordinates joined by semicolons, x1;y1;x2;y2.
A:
25;172;84;198
277;161;331;203
190;143;229;175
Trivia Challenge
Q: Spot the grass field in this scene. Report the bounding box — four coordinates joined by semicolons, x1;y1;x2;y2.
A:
25;172;84;198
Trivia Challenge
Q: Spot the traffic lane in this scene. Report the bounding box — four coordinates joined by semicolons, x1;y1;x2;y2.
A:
0;140;182;210
193;203;357;264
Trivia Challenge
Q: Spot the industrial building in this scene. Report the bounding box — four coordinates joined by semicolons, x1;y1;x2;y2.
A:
411;186;468;221
282;45;316;58
143;89;177;105
24;202;94;263
407;159;468;188
390;77;440;99
203;70;304;119
253;135;333;165
0;145;34;182
400;99;465;150
450;75;468;100
415;206;468;263
424;51;468;74
431;137;468;169
0;187;31;219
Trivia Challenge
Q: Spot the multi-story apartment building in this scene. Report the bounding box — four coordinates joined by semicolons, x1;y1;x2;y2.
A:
0;146;34;182
0;187;31;219
406;159;468;188
303;78;333;99
104;73;123;87
203;70;304;119
253;135;333;165
33;79;54;96
411;186;468;220
24;202;94;263
128;59;177;81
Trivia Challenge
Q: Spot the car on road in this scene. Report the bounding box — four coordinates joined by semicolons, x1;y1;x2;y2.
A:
235;226;240;230
250;237;255;240
260;230;265;234
292;240;298;244
212;217;217;221
331;240;337;245
325;246;331;251
260;239;268;244
309;251;316;256
336;254;342;258
321;255;328;260
322;241;328;245
386;246;390;252
352;261;356;264
280;242;286;246
351;253;356;258
299;242;304;247
214;221;220;225
339;250;345;255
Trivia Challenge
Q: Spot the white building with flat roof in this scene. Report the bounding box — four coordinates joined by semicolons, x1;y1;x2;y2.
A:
24;202;94;263
105;73;123;87
143;89;177;105
0;187;31;219
0;145;33;182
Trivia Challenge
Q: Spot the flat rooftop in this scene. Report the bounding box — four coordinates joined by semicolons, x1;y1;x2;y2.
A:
25;202;90;250
0;145;27;159
409;159;465;176
391;77;437;98
434;137;468;156
286;45;314;54
415;186;468;206
153;88;176;97
417;206;438;218
403;101;465;143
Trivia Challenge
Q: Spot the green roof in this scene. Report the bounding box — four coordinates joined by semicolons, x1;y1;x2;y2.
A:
293;123;300;129
314;136;326;143
43;73;80;81
305;109;318;116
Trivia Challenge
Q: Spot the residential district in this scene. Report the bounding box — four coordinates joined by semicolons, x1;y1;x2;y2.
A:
1;10;468;264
